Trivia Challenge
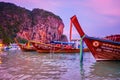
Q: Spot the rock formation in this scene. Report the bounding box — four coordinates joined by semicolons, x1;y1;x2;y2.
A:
0;2;68;44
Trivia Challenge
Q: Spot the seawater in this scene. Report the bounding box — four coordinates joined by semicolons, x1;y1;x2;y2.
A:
0;50;120;80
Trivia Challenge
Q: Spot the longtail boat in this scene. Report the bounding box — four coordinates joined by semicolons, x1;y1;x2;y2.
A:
71;15;120;61
30;40;83;53
14;38;36;51
37;49;80;53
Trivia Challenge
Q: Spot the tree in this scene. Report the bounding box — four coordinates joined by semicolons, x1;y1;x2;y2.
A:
0;25;13;45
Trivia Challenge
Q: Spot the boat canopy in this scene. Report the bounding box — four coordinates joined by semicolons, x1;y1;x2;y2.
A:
50;41;75;45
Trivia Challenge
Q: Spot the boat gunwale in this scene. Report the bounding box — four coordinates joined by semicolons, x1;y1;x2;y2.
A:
85;36;120;45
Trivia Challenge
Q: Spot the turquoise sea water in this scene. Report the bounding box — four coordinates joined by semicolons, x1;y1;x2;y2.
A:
0;50;120;80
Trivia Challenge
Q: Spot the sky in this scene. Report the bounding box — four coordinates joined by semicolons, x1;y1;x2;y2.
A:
0;0;120;40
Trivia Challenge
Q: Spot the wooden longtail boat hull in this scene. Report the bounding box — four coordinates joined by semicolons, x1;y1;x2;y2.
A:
30;41;80;53
18;44;36;51
37;48;89;53
30;41;49;50
71;15;120;61
30;41;89;53
85;36;120;60
37;49;80;53
14;38;36;51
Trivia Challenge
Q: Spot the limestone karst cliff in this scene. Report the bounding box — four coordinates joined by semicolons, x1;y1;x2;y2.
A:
0;2;68;44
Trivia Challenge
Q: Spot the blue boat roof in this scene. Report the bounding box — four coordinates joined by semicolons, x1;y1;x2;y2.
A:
50;41;75;45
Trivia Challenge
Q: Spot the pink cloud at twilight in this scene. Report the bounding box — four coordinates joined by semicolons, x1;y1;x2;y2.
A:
80;0;120;16
76;0;120;26
73;0;120;38
0;0;62;11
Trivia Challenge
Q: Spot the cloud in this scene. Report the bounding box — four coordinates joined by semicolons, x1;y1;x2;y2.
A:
0;0;62;11
74;0;120;28
80;0;120;16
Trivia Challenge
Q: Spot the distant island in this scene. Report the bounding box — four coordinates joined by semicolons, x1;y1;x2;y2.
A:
0;2;68;45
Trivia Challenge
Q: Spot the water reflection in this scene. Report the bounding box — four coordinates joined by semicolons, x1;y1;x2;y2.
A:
79;52;120;80
88;61;120;80
0;51;81;80
1;51;120;80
